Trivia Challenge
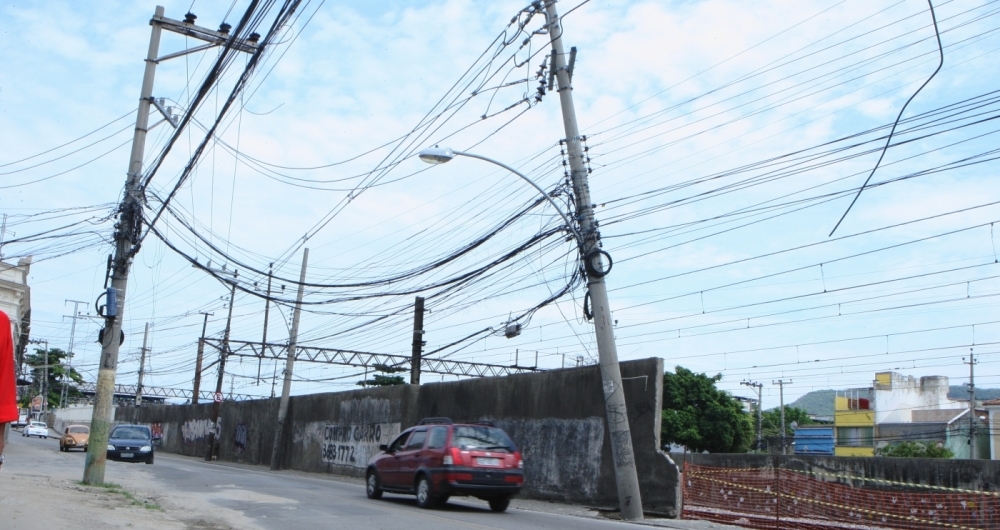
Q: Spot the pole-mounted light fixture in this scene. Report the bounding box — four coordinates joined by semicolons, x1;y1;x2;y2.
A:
418;146;584;248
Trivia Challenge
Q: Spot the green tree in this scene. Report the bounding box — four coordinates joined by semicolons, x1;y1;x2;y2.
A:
357;364;407;387
661;366;753;453
761;406;815;439
20;347;84;408
876;441;954;458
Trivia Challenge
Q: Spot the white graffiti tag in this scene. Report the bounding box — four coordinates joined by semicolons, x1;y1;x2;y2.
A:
182;418;220;442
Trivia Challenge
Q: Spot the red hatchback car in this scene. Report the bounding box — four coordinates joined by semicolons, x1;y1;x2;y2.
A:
365;418;524;511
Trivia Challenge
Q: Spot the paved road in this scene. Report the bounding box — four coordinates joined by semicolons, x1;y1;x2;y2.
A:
10;429;729;530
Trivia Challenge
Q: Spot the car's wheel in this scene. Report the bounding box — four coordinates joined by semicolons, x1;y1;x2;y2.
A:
145;456;154;465
366;471;383;500
415;476;437;509
84;445;88;452
488;497;510;513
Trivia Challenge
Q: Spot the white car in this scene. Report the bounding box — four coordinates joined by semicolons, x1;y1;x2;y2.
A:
23;421;49;438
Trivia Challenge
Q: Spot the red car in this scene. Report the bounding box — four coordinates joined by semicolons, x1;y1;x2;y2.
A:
365;418;524;512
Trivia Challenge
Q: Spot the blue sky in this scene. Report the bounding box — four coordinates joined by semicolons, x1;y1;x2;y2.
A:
2;0;999;409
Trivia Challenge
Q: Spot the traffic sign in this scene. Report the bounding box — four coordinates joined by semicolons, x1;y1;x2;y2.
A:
213;392;223;403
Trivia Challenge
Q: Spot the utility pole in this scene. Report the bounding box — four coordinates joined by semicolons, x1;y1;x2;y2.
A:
544;1;641;519
410;296;425;385
135;323;150;406
741;380;764;450
191;312;213;404
270;248;308;470
62;300;88;407
964;351;978;458
84;6;258;485
258;264;273;385
773;379;792;454
27;339;48;416
206;272;237;461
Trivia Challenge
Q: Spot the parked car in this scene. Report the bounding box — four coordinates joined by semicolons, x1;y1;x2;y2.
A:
14;410;28;428
365;418;523;512
22;421;49;438
59;425;90;452
106;424;155;464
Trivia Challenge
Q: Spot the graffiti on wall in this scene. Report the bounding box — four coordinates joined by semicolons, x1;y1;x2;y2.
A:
234;422;248;453
151;422;164;446
182;418;220;442
319;396;400;468
321;422;400;468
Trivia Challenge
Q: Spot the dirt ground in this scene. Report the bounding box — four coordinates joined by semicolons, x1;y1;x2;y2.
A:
0;431;260;530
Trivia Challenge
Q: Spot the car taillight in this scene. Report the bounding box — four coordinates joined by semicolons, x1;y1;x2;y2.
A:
514;451;523;469
444;446;462;466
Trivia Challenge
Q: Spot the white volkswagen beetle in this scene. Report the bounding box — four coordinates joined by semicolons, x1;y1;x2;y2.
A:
23;421;49;438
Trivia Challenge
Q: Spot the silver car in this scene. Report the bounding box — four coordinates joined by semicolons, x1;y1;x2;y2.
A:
22;421;49;438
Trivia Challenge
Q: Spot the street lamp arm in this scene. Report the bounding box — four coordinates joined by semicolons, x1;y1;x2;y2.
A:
451;150;584;249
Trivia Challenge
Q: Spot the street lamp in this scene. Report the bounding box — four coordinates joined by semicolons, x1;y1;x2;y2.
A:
418;146;584;247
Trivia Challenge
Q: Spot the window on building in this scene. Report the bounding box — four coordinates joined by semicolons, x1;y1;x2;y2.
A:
836;427;873;447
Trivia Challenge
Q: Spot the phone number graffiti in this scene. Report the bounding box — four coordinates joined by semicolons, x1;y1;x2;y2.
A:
321;422;399;469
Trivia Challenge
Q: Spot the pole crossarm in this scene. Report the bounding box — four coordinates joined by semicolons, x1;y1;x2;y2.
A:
153;14;258;60
202;338;544;378
77;382;258;402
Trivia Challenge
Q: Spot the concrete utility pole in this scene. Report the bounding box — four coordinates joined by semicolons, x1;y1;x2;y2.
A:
742;380;764;450
206;273;237;461
965;351;978;458
773;379;792;454
191;312;213;404
135;323;150;406
544;0;641;519
62;300;88;406
270;248;308;470
410;296;425;385
84;5;258;485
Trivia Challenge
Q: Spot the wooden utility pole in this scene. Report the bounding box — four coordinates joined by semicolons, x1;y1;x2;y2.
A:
258;265;273;385
410;296;425;385
205;273;237;461
191;312;213;404
135;323;150;406
270;248;308;470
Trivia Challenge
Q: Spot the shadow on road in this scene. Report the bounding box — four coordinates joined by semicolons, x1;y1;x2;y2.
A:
376;495;497;514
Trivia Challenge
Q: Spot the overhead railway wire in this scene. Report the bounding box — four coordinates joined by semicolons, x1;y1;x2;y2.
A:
585;0;988;143
597;88;1000;230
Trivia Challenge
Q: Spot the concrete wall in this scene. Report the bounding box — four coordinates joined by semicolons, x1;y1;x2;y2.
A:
121;358;680;516
671;452;1000;493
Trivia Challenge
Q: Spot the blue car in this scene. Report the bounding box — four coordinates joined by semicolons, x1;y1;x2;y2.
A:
107;424;155;465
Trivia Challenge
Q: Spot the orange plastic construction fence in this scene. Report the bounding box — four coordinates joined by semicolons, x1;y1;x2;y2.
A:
682;465;998;530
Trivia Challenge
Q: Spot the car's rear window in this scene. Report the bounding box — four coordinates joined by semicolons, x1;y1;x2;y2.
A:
31;422;45;427
111;426;150;440
452;425;517;452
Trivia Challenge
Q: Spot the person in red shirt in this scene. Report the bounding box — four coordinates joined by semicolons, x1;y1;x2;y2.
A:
0;310;18;470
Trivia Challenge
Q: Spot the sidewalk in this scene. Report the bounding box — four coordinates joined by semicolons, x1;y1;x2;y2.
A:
0;432;251;529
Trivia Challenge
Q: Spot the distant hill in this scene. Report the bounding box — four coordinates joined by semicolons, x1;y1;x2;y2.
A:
788;390;837;417
950;385;1000;401
786;386;1000;417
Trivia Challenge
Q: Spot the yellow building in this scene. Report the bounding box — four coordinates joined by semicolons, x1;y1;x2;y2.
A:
834;395;874;457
